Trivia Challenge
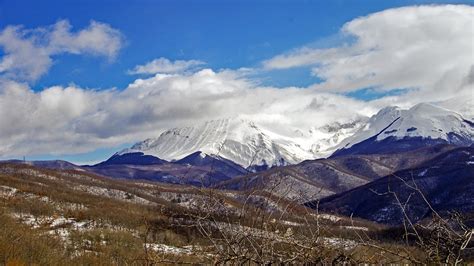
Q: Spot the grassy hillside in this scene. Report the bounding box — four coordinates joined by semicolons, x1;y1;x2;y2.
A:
0;163;471;264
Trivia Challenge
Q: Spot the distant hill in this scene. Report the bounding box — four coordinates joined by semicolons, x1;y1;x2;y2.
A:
312;146;474;225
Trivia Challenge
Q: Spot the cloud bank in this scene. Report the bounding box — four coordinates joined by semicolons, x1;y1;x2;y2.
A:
263;5;473;102
0;70;374;157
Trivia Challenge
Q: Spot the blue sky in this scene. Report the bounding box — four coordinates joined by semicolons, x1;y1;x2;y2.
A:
1;0;469;90
0;1;472;164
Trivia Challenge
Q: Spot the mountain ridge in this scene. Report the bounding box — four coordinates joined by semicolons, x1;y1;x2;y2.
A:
118;117;365;168
313;146;474;225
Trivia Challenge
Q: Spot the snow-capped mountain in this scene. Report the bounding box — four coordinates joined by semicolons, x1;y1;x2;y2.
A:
118;117;365;168
333;103;474;156
117;103;472;167
119;118;310;168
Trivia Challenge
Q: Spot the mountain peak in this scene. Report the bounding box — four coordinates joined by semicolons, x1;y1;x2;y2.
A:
376;105;402;116
408;102;454;116
333;103;474;156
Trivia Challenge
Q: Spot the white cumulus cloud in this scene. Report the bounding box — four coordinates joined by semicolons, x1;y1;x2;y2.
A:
0;20;123;81
128;57;205;75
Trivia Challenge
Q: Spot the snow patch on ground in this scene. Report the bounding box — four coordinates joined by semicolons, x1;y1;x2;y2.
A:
0;185;18;197
323;237;357;249
316;214;342;222
11;213;90;231
339;225;369;231
74;184;154;205
145;243;194;255
0;167;58;181
281;220;302;226
419;168;429;176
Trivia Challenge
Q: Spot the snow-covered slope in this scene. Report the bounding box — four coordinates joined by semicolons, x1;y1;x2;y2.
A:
119;117;365;168
306;120;367;155
436;91;474;121
120;118;308;168
334;103;474;155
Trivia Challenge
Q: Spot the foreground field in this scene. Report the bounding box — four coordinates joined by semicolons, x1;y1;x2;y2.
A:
0;163;472;264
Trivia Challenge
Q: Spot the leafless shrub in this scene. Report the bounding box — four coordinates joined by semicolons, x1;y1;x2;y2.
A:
355;172;474;264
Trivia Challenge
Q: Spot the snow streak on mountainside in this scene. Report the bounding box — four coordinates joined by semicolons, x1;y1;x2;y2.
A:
119;117;365;168
336;103;474;151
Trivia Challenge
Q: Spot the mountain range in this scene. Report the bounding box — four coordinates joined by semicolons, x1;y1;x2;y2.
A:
3;102;473;225
114;102;472;169
117;117;366;169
